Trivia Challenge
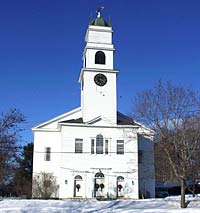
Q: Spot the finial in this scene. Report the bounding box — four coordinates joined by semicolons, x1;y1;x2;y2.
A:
96;6;104;18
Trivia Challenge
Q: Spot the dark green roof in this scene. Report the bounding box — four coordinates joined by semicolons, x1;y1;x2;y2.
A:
89;17;111;27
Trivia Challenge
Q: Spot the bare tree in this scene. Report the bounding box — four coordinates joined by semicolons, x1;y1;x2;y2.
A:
0;109;25;186
154;142;176;182
132;81;200;208
32;172;58;199
187;137;200;197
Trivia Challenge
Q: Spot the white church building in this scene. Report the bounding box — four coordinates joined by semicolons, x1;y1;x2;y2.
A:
32;9;155;199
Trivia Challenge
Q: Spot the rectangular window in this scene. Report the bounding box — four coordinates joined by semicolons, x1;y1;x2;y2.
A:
91;139;94;154
105;140;108;154
44;147;51;161
75;139;83;153
117;140;124;154
138;150;143;163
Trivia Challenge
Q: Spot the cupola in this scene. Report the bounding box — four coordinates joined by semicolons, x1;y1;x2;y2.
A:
89;6;111;27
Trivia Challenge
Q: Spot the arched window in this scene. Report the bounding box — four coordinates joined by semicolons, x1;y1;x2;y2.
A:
95;172;104;178
117;176;124;194
74;175;82;195
95;51;105;64
117;176;124;181
74;175;82;180
96;134;103;154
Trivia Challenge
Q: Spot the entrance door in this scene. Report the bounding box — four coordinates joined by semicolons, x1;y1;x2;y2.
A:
74;175;83;197
94;172;105;198
117;176;124;198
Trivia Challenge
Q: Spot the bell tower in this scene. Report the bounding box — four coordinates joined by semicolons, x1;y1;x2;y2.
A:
79;8;119;124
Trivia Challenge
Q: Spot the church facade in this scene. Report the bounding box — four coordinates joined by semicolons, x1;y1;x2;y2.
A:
32;10;155;199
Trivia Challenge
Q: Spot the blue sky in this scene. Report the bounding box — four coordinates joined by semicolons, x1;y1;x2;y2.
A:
0;0;200;144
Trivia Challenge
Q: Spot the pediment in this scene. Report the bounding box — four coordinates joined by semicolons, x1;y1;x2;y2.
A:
32;107;82;130
59;115;111;126
59;111;138;127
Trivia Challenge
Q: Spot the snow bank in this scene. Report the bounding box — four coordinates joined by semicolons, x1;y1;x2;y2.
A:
0;197;200;213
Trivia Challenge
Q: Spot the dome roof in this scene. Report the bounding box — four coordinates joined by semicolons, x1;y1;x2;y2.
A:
90;17;110;27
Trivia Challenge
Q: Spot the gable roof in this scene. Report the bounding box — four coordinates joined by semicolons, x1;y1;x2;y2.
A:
61;118;83;124
32;107;81;130
32;106;144;131
59;111;136;126
117;112;136;125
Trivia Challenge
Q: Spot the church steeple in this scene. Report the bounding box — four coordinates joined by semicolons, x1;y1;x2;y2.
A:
89;6;111;27
83;8;114;70
79;8;118;124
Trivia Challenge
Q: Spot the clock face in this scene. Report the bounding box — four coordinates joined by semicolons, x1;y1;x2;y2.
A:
94;74;107;86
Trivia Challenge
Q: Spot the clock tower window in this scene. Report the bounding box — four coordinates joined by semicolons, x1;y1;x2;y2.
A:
95;51;106;64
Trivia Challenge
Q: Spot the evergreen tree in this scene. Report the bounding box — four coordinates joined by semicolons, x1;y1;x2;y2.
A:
0;109;25;186
14;143;33;196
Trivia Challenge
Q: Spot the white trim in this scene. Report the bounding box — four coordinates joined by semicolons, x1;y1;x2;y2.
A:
88;25;113;33
85;46;115;51
32;128;60;132
134;121;155;136
32;107;81;130
59;122;140;129
86;116;102;124
79;68;119;82
88;27;112;32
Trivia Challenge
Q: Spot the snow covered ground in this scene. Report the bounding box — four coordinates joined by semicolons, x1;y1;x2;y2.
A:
0;196;200;213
